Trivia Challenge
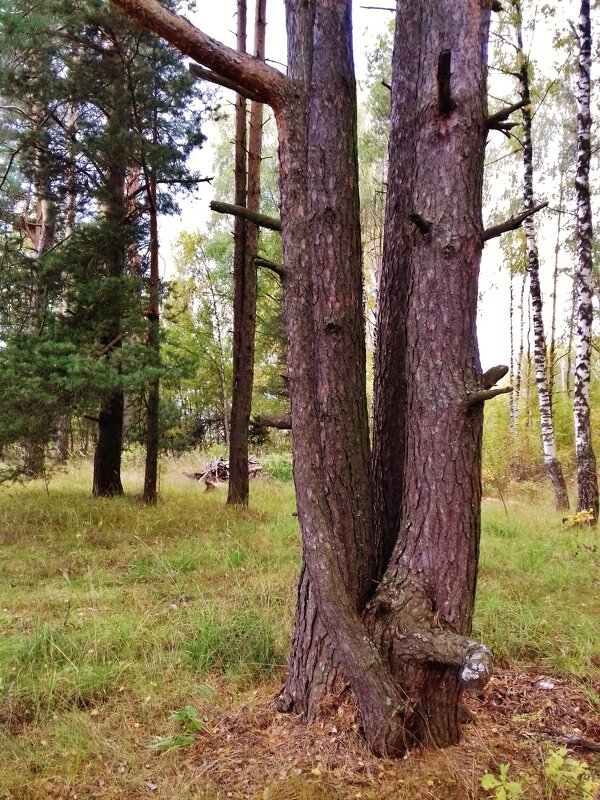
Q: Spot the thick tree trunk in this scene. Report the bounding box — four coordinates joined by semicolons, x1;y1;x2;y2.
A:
573;0;598;522
371;0;492;747
515;2;569;511
227;0;266;506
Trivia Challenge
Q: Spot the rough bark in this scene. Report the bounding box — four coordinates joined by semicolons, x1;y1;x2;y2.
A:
515;2;569;511
228;0;266;507
371;0;493;747
573;0;599;522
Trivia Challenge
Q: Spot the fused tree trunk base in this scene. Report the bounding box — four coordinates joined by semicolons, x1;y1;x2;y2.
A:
110;0;494;759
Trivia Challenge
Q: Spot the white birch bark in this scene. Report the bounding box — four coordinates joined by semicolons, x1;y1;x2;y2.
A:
515;1;569;510
573;0;599;521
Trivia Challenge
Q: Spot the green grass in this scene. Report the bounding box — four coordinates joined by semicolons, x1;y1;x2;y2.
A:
0;461;597;798
474;501;600;676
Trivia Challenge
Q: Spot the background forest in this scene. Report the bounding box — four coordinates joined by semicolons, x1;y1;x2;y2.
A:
0;0;597;506
0;0;598;506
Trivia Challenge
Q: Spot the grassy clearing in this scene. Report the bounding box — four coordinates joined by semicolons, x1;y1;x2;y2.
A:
0;461;597;799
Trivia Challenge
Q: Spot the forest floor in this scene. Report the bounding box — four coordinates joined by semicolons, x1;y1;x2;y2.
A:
0;458;598;799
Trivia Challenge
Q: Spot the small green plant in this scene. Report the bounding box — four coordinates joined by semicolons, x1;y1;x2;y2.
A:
543;746;599;799
169;704;203;732
145;705;203;752
481;763;523;799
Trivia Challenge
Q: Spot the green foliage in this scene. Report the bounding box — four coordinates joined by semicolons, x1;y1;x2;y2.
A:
0;465;597;797
481;763;523;799
474;503;600;675
0;0;212;464
543;746;599;799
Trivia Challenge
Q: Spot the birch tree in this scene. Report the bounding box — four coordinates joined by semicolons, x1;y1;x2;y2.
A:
572;0;599;522
512;0;570;510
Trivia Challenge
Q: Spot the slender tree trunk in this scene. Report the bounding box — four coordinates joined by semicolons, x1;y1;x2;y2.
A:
228;0;266;506
54;102;78;467
22;110;56;477
509;274;516;430
515;1;569;511
573;0;598;522
566;284;576;399
143;174;160;504
548;172;564;407
227;0;248;493
513;270;527;434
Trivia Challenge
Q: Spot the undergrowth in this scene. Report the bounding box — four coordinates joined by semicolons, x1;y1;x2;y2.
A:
0;460;596;799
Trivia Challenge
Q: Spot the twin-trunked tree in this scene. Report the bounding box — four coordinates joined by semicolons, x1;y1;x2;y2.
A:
111;0;540;754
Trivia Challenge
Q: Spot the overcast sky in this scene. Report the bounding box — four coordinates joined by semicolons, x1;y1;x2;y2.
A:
160;1;579;370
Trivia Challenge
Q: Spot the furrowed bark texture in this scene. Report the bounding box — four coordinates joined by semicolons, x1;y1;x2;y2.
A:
275;0;390;734
573;0;598;522
93;390;125;496
371;0;492;747
515;3;569;511
227;0;249;505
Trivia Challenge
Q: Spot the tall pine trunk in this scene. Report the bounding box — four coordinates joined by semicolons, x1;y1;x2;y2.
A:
514;0;569;511
92;48;126;498
573;0;598;522
22;109;56;477
227;0;266;506
370;0;493;747
143;173;160;504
